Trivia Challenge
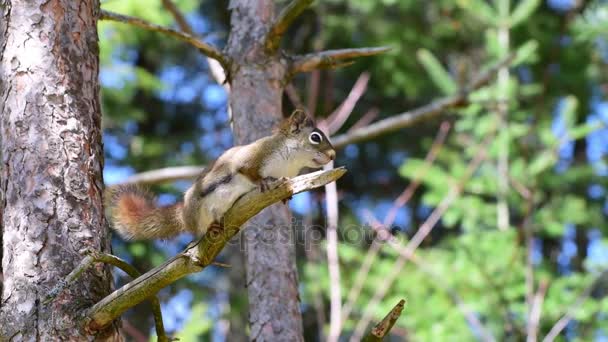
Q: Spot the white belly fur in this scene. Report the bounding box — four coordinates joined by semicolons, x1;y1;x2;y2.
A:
197;173;256;230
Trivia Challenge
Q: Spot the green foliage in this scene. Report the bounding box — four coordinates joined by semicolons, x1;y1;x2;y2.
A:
416;49;458;95
101;0;608;339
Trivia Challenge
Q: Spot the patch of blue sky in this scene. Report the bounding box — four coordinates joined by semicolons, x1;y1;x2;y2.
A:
203;84;227;110
551;98;574;169
547;0;578;12
586;98;608;176
180;141;195;155
517;66;533;84
158;65;206;103
103;165;134;185
588;184;606;199
532;238;544;265
124;120;138;135
99;63;137;89
160;289;194;332
344;144;359;159
596;38;608;62
103;132;128;160
587;229;608;270
158;193;178;206
198;113;216;130
355;196;411;230
290;192;313;215
186;12;211;37
389;150;407;168
558;224;577;274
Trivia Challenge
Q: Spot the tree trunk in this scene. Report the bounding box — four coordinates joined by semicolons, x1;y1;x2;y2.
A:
0;0;119;340
226;1;304;340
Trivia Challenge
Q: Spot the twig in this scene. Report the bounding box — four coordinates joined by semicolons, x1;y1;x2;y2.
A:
350;133;494;342
160;0;229;87
45;251;170;341
542;268;608;342
265;0;314;52
523;194;536;339
290;47;391;74
361;299;406;342
341;122;450;327
322;72;370;135
161;0;193;34
347;108;379;132
527;280;549;342
122;320;148;342
99;10;230;71
307;69;321;116
363;211;496;342
286;84;305;109
331;54;515;149
410;252;496;341
325;162;342;342
83;168;347;332
383;121;451;226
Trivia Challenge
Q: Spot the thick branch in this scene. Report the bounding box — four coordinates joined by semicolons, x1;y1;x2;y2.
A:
84;168;347;331
265;0;314;52
362;299;406;342
290;47;391;74
45;252;170;341
99;10;229;70
331;54;515;149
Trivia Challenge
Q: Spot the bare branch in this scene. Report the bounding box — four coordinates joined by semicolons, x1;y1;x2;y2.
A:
348;108;379;132
84;168;347;331
341;122;450;328
325;162;342;342
290;47;391;74
362;299;406;342
111;165;205;186
265;0;314;52
99;10;230;70
331;54;515;149
286;83;306;109
543;268;608;342
321;72;370;135
527;280;549;342
350;132;495;342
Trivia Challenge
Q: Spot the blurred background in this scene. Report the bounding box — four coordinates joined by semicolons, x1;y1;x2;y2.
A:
99;0;608;340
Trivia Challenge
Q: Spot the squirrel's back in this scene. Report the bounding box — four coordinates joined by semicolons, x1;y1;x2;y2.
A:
107;184;187;240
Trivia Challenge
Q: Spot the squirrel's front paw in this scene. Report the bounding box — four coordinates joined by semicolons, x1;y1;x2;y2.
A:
259;177;277;192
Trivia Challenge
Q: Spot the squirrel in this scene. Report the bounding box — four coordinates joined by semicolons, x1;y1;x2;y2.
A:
107;110;336;240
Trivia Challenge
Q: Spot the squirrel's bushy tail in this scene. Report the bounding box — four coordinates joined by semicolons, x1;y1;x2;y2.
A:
106;184;186;240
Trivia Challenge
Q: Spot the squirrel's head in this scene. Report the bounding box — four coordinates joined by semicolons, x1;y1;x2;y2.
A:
279;109;336;168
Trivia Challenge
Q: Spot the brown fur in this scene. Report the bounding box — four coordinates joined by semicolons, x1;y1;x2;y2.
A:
107;109;335;241
107;184;188;240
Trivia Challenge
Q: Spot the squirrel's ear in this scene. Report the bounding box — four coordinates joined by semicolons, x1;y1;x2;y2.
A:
288;109;313;134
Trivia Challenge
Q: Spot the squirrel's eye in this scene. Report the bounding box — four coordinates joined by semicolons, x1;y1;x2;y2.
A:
309;132;322;144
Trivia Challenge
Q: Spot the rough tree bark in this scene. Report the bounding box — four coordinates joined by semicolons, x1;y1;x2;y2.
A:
0;0;119;340
225;1;304;340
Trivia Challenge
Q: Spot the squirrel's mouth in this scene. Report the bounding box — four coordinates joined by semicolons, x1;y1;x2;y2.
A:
312;150;335;166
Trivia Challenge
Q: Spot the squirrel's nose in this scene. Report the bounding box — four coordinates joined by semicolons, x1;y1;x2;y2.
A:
327;150;336;161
